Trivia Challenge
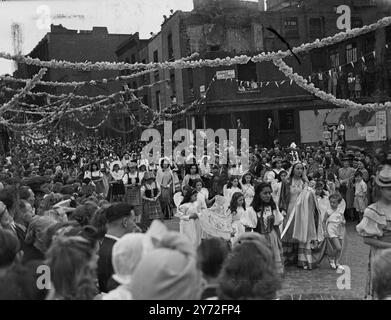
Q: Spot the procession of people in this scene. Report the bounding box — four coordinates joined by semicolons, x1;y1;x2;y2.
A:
0;130;391;300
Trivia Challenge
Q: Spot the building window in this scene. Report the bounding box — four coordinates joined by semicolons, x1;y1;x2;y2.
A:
168;33;174;60
330;51;340;68
309;18;322;38
351;17;363;29
131;54;136;64
346;43;357;63
284;17;299;38
209;45;220;52
153;50;158;63
154;70;160;82
155;91;161;110
279;110;295;131
237;62;258;92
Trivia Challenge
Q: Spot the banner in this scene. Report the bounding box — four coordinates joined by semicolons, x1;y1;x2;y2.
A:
216;70;235;80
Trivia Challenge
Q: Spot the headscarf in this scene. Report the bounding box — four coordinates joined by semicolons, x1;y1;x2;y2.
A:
131;231;201;300
111;234;151;286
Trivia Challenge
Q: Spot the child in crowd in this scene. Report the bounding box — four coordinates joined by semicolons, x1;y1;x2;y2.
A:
354;171;368;221
324;193;346;270
228;192;247;244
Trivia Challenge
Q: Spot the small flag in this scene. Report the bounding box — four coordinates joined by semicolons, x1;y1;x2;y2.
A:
338;66;342;72
280;80;286;85
290;79;293;85
266;82;270;86
309;76;311;82
275;81;279;87
361;56;365;63
386;44;389;49
351;61;354;68
373;51;376;58
329;70;332;76
260;82;263;88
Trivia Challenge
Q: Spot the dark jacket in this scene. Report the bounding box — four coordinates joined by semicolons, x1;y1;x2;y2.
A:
97;236;117;293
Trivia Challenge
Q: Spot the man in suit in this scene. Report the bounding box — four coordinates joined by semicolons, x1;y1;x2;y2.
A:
266;118;277;148
97;203;140;293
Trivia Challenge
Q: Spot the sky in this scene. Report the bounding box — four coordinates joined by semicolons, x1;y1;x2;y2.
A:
0;0;205;75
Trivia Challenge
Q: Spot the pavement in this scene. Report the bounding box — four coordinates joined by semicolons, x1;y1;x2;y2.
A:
164;218;369;300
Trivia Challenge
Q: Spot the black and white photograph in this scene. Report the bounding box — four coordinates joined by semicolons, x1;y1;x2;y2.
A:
1;0;391;304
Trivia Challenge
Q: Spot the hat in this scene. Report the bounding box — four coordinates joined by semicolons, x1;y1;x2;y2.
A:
375;165;391;188
131;231;201;300
143;171;155;181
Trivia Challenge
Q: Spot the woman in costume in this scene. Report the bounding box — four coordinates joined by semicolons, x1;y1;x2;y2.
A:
174;187;203;248
278;162;324;270
108;161;125;202
338;157;356;220
241;172;255;208
182;163;201;190
223;176;242;205
241;182;284;274
155;158;175;220
85;162;105;197
140;171;163;231
357;165;391;299
122;161;142;220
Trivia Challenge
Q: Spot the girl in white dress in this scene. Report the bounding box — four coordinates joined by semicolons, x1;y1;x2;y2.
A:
229;192;247;244
175;188;202;248
241;172;255;208
194;179;215;209
223;176;242;205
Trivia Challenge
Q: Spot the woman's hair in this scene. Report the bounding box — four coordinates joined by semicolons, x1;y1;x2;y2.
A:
217;241;281;300
193;178;204;188
354;170;363;178
315;181;327;198
251;182;276;212
180;188;198;205
329;192;343;203
197;238;231;279
45;236;97;300
186;163;199;175
227;176;242;190
289;162;304;178
229;192;245;213
372;248;391;300
327;172;335;182
241;172;254;185
89;205;109;240
69;202;99;227
0;260;48;300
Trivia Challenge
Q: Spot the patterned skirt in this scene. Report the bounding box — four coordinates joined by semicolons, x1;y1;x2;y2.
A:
111;182;125;196
159;186;173;219
124;185;141;206
141;199;164;231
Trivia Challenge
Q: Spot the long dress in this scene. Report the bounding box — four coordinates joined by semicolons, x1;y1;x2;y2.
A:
109;170;125;201
356;202;391;299
242;205;284;274
122;171;142;219
279;180;323;268
198;195;233;241
156;169;174;219
176;201;203;248
231;207;247;244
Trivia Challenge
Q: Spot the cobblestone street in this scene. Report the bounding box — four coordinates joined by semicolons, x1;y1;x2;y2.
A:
165;219;369;300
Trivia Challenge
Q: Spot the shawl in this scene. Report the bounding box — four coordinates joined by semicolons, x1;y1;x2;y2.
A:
281;187;324;243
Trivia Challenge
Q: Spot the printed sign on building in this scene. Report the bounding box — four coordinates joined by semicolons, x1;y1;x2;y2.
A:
216;70;236;80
